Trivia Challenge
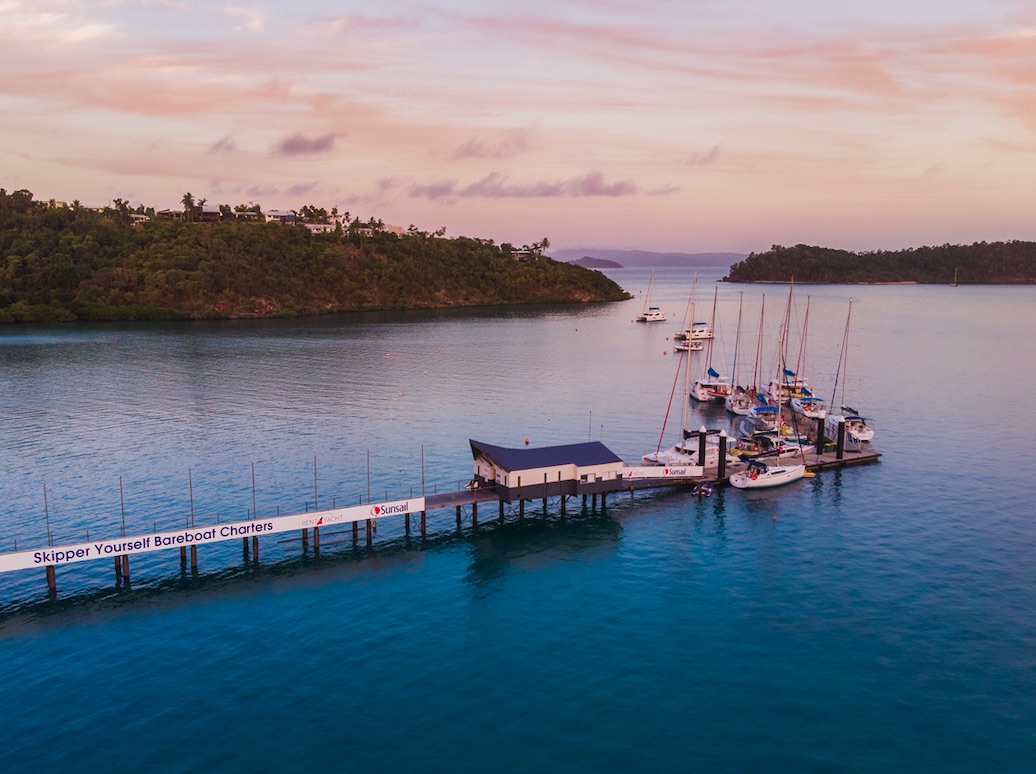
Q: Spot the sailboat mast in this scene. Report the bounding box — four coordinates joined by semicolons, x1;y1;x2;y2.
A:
681;303;695;433
774;280;794;394
830;299;853;408
641;270;654;314
731;291;743;388
794;296;810;385
704;286;718;372
752;294;765;392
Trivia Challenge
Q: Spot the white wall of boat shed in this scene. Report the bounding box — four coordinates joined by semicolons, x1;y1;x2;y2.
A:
473;454;624;488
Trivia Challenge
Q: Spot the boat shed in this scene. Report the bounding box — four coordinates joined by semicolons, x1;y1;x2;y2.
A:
469;439;625;502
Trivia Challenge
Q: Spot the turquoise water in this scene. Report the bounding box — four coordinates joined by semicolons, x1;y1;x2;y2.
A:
1;269;1034;771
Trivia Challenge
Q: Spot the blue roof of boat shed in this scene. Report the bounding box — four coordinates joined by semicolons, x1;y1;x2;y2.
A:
469;440;623;472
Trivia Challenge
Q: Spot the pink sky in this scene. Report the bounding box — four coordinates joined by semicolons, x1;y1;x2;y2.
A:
2;0;1035;253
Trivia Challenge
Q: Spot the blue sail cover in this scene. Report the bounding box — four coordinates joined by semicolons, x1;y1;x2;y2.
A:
801;387;812;396
783;368;796;377
707;367;720;378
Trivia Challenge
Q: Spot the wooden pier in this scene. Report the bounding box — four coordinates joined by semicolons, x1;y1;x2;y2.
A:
0;432;879;601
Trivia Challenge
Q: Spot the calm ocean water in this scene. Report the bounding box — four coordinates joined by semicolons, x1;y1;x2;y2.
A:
1;267;1034;772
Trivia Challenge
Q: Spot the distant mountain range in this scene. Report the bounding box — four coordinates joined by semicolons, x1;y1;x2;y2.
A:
550;249;746;268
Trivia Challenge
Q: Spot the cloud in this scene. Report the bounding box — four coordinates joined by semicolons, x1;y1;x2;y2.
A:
686;144;721;166
273;133;337;156
209;135;236;153
453;131;530;159
287;181;318;196
223;4;266;31
409;171;638;200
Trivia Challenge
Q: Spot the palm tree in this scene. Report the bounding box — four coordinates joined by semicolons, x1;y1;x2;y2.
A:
181;192;195;221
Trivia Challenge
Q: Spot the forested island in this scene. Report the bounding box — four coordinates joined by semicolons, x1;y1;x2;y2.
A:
0;189;629;322
725;242;1036;284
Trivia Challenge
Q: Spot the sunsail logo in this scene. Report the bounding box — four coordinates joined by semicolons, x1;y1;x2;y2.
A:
371;502;410;517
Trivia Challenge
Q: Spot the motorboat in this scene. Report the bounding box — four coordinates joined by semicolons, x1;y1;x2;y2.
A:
765;369;810;405
634;270;666;322
739;403;782;434
642;429;737;467
729;459;806;489
690;367;731;403
824;408;874;444
790;391;826;419
635;306;666;322
675;321;714;341
733;428;814;460
724;386;755;415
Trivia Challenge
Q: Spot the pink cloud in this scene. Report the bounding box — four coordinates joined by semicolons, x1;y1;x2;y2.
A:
210;136;236;153
273;133;337;156
453;132;531;159
409;171;638;200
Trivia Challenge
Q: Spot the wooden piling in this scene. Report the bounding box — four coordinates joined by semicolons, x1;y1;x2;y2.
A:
313;527;321;553
121;554;129;580
46;565;56;592
251;535;259;562
352;521;358;543
420;510;427;536
836;418;846;460
366;519;373;546
405;512;410;534
815;415;826;448
301;528;309;550
472;501;478;527
242;537;250;563
718;432;728;480
519;499;525;519
180;545;187;568
114;556;122;579
190;544;198;572
499;501;504;520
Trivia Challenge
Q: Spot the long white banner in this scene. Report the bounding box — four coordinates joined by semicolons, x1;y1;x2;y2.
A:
623;465;704;479
0;497;426;574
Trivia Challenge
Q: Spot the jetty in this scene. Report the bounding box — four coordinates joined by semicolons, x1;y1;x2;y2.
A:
0;422;877;601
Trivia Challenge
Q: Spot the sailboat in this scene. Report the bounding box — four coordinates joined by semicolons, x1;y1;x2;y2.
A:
729;458;806;489
951;268;959;287
635;270;666;322
824;300;875;446
765;283;811;405
788;297;826;419
643;312;735;467
725;292;755;415
690;287;731;402
673;282;705;351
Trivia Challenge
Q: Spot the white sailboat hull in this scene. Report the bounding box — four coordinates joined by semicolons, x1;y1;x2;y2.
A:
729;464;806;489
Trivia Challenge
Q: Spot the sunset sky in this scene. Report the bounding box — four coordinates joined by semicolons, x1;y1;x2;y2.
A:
2;0;1035;253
